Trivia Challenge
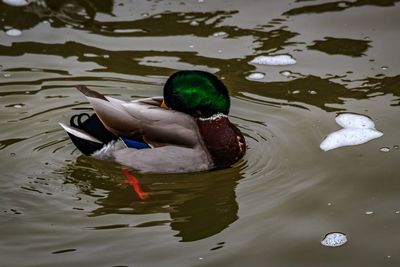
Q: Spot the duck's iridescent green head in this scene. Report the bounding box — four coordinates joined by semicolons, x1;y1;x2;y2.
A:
163;70;230;118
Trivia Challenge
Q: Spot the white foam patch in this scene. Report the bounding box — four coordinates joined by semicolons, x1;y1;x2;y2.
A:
321;232;347;247
320;128;383;151
335;113;375;129
320;114;383;151
2;0;30;6
250;55;296;66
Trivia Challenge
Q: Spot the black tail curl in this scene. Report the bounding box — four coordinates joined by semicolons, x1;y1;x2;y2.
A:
68;113;117;155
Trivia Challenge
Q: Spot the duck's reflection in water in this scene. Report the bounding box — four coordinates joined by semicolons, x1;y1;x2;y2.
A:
63;155;244;242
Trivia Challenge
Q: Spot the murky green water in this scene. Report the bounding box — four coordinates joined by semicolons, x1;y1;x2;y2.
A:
1;0;400;266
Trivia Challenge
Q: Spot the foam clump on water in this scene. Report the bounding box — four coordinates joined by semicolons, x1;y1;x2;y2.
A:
335;113;375;129
2;0;30;6
250;55;296;66
321;232;347;247
320;113;383;151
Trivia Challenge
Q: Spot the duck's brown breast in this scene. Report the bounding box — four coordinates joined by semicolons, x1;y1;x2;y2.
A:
196;116;246;169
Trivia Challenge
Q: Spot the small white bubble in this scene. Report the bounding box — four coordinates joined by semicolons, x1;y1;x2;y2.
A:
321;232;347;247
393;145;399;149
6;28;22;37
380;147;390;152
197;0;204;3
327;202;332;206
141;13;149;17
83;53;98;58
102;54;110;58
217;49;222;53
337;2;349;8
381;66;388;70
198;257;203;260
190;21;199;26
246;72;265;81
292;90;300;94
189;44;195;48
2;0;29;7
212;31;227;38
365;211;374;215
308;90;317;95
13;104;23;108
280;70;292;77
395;210;400;214
3;73;11;78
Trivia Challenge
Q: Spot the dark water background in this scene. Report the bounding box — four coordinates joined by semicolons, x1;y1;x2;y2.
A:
1;0;399;266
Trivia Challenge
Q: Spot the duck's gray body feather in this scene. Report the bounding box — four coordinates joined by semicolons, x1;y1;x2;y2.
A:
79;87;214;173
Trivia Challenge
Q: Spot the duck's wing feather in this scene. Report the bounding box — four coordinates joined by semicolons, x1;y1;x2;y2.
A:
77;86;200;147
86;97;143;136
121;101;199;147
131;96;163;106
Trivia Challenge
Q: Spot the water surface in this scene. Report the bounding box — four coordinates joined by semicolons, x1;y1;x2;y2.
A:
1;0;400;266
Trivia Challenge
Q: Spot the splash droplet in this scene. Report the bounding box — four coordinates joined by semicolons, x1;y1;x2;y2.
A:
365;211;374;215
321;232;347;247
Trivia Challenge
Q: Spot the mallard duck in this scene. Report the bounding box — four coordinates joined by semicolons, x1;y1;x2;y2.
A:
60;70;246;173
